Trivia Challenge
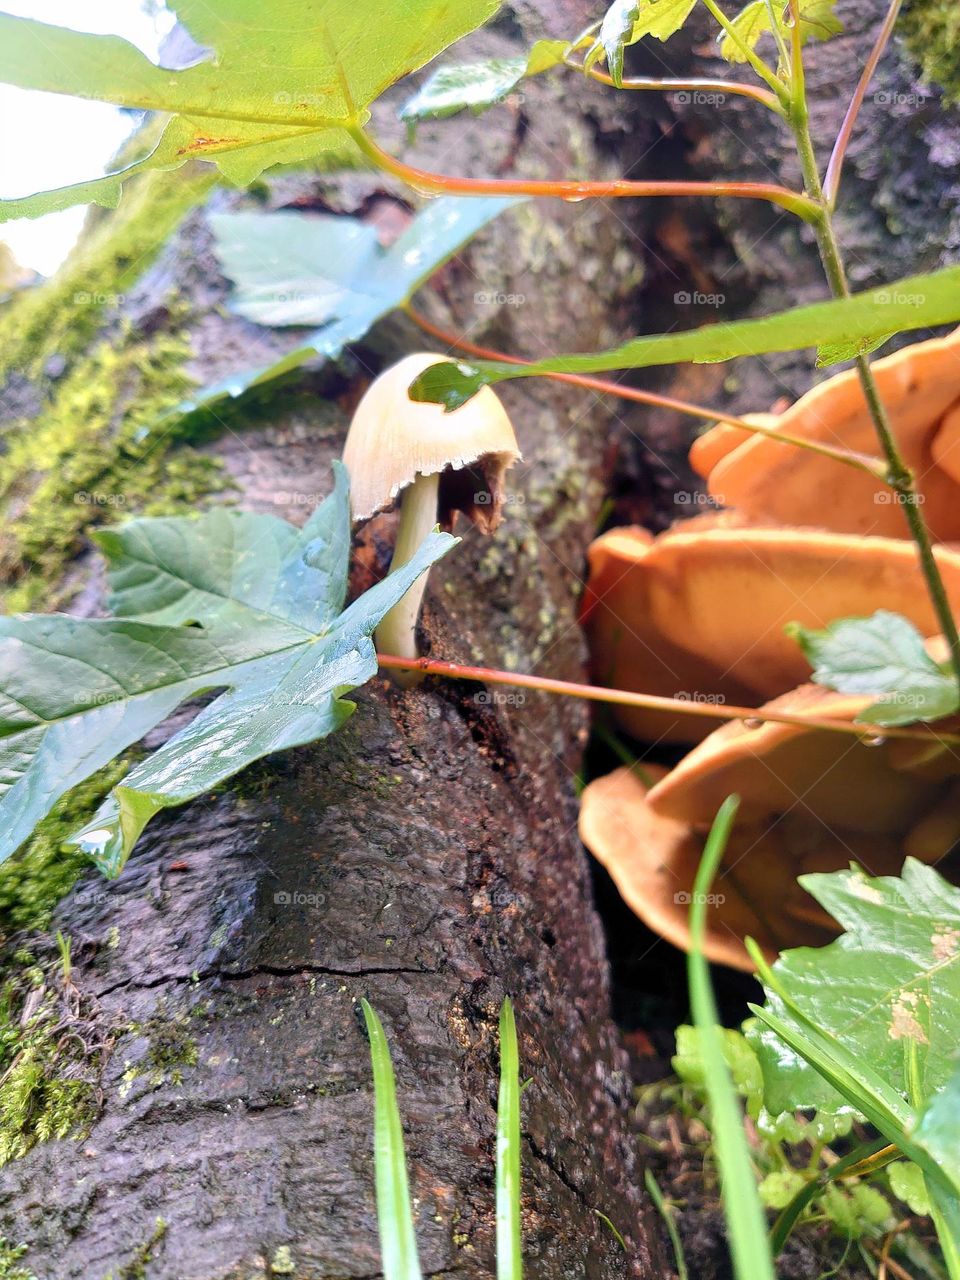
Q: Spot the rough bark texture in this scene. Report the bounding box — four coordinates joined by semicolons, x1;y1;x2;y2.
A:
0;5;664;1278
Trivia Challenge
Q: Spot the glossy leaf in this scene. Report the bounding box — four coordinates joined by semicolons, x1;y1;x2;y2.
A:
0;464;455;876
0;0;500;220
586;0;697;86
749;860;960;1122
362;1000;423;1280
176;195;520;419
788;610;960;727
719;0;842;65
398;42;568;127
409;265;960;409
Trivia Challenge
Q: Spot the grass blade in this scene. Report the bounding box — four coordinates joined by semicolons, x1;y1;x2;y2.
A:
644;1168;688;1280
497;998;523;1280
362;999;423;1280
687;795;776;1280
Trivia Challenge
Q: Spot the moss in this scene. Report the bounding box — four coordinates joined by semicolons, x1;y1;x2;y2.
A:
0;1239;36;1280
0;164;214;383
122;1011;199;1092
100;1218;168;1280
0;757;133;937
269;1246;295;1276
900;0;960;102
0;948;116;1166
0;322;231;610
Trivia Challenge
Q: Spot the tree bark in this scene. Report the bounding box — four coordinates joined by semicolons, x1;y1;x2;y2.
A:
0;5;666;1278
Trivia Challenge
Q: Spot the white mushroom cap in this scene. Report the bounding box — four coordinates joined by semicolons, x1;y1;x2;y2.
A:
343;352;521;528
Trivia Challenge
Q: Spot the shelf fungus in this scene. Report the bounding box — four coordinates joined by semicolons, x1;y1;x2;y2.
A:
579;685;960;970
343;352;520;682
581;517;960;743
689;328;960;540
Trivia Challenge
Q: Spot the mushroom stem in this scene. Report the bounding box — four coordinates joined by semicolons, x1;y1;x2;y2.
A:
374;471;440;687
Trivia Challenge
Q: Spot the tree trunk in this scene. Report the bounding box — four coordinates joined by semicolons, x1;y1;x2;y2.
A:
0;4;666;1278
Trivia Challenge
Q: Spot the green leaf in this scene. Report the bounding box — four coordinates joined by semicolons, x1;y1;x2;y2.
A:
749;860;960;1126
888;1161;932;1216
176;195;520;419
0;0;500;220
788;610;960;727
0;464;456;876
409;265;960;409
913;1065;960;1195
758;1169;806;1211
816;331;893;368
362;1000;424;1280
496;999;522;1280
398;42;567;127
673;1025;765;1120
719;0;842;65
586;0;697;86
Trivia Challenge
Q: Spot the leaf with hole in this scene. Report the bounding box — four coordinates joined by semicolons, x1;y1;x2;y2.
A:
0;464;455;877
0;0;501;220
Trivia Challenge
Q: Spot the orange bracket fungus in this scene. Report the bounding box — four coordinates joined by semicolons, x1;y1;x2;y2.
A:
580;685;960;970
689;328;960;539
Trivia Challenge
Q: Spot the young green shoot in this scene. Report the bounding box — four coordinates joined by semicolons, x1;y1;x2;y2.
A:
497;999;523;1280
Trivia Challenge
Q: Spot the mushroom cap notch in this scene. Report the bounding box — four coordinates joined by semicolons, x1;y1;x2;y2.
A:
343;352;521;530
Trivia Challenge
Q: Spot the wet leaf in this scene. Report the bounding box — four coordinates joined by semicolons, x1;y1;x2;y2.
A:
176;195;520;419
408;265;960;409
398;42;567;128
788;610;960;726
719;0;841;65
0;464;456;876
0;0;500;220
585;0;697;86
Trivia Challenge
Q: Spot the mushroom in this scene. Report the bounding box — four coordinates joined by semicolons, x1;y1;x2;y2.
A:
688;327;960;540
581;516;960;743
343;352;520;681
579;685;960;970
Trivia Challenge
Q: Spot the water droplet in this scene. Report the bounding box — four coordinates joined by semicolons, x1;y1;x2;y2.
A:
562;194;587;204
864;734;887;747
743;717;764;730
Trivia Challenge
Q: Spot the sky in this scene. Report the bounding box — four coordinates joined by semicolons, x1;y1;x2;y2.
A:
0;1;175;275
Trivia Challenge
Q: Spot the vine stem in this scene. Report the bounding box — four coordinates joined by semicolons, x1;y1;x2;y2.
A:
347;126;820;221
823;0;902;206
788;27;960;699
375;654;960;745
569;60;782;111
404;304;888;480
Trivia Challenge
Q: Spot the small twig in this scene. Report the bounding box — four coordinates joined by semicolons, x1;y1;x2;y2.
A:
699;0;789;101
824;0;902;206
404;304;889;480
375;653;960;744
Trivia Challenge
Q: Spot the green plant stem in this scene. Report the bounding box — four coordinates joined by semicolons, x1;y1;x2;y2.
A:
375;653;960;744
789;101;960;702
699;0;790;102
348;126;820;220
404;305;887;480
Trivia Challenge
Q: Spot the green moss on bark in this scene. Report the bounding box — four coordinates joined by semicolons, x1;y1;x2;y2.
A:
900;0;960;102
